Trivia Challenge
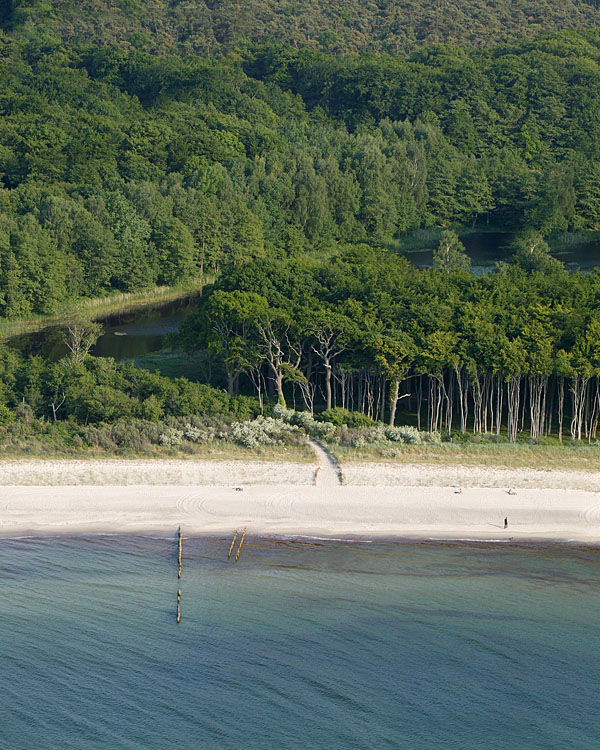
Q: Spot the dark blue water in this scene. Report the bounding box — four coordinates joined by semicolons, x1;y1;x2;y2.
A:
0;537;599;749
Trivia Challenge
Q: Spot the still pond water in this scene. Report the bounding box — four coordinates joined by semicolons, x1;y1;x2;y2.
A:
405;231;600;273
9;295;199;363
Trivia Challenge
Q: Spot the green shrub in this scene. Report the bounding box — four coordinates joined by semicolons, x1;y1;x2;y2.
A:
337;424;439;448
137;394;164;420
0;403;15;425
230;395;260;421
229;416;303;449
159;427;184;446
172;379;231;417
319;408;376;427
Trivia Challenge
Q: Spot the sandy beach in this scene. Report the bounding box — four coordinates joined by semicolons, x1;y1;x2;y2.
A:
342;461;600;492
1;455;600;542
0;458;316;486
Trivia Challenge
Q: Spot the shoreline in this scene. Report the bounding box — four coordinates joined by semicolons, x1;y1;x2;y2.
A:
0;280;204;340
1;531;599;549
1;481;600;544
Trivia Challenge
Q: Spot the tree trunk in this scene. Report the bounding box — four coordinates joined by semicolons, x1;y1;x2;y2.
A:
226;369;235;397
529;375;547;440
571;376;589;441
507;375;521;443
324;357;332;411
389;378;400;426
495;374;503;436
557;377;564;442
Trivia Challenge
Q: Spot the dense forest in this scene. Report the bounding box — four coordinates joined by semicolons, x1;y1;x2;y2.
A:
4;241;600;445
176;246;600;442
3;26;600;316
4;0;600;55
2;4;600;447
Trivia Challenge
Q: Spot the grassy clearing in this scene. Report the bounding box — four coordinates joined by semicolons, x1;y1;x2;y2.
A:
0;278;210;340
331;441;600;472
0;439;314;462
128;350;205;380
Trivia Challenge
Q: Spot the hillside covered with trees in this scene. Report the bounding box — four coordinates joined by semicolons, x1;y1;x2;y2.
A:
4;0;600;56
2;26;600;316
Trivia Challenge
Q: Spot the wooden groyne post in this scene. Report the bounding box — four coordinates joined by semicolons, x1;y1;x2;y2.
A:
178;526;182;579
176;588;181;624
228;530;238;560
235;527;247;563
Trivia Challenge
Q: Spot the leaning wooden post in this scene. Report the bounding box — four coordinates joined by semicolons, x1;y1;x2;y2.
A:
228;530;238;560
176;588;181;624
178;526;182;579
235;527;247;562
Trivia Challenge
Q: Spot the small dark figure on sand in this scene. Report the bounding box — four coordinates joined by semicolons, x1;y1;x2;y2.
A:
504;517;508;529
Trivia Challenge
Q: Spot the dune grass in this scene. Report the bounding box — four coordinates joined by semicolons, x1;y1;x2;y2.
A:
331;441;600;472
0;438;314;462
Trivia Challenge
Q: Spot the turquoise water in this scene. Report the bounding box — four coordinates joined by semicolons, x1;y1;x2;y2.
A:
0;537;599;749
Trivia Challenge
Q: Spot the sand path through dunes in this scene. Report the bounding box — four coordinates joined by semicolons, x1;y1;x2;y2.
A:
1;483;600;542
308;439;341;486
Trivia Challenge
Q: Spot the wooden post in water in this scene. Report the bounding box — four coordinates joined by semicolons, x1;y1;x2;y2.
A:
178;526;182;579
228;530;238;560
235;528;247;563
176;588;181;624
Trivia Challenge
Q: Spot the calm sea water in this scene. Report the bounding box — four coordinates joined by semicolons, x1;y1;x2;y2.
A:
0;536;598;749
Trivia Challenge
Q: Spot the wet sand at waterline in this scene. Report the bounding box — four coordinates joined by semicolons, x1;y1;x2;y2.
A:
1;458;600;541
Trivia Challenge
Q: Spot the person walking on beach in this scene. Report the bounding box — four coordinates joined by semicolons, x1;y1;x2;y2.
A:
504;517;508;529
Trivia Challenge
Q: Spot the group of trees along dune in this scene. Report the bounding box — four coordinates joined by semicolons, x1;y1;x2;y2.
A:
3;29;600;313
177;243;600;443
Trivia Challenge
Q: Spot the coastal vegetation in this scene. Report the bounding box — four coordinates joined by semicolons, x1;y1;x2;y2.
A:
331;441;600;472
2;6;600;463
0;342;310;458
2;23;600;316
4;239;600;453
0;415;313;461
176;248;600;444
0;241;600;458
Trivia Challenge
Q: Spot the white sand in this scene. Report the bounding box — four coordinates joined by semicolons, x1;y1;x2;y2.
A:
342;461;600;492
0;459;315;486
0;458;599;542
